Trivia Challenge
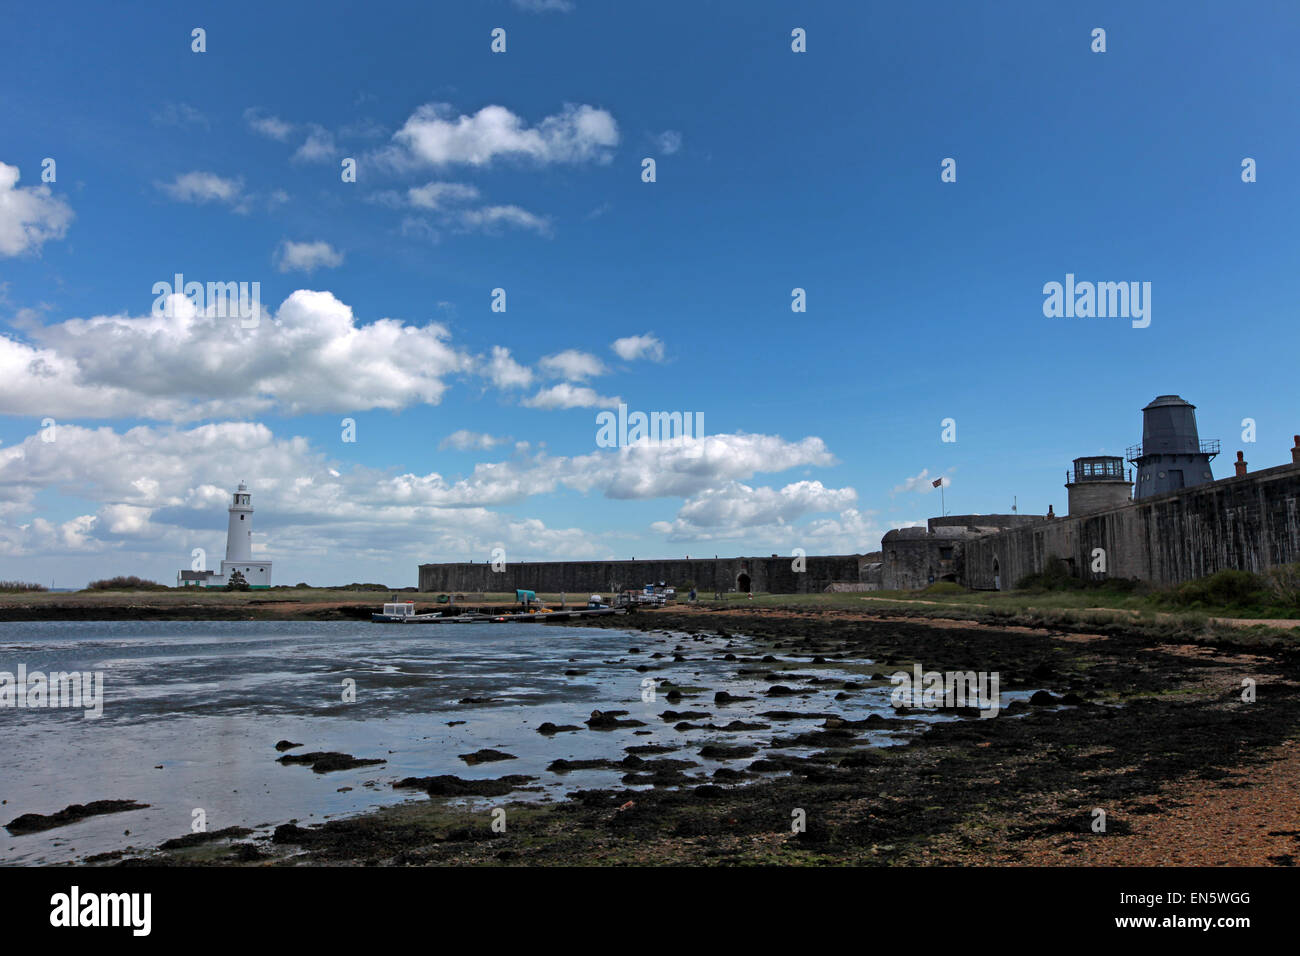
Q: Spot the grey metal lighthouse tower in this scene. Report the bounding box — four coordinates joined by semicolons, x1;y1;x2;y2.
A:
1126;395;1219;499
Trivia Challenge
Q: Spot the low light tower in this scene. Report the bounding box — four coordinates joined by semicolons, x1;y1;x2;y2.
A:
1065;456;1131;515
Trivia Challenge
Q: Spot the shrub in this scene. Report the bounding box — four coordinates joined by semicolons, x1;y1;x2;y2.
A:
1164;567;1263;606
1014;556;1144;594
1016;556;1084;591
86;576;168;591
1264;563;1300;608
0;581;48;592
225;570;250;592
1163;569;1269;609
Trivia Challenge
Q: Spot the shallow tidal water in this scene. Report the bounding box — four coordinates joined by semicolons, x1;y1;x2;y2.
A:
0;619;1026;864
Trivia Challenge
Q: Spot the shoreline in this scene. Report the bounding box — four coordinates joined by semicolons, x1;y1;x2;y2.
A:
84;605;1300;867
6;593;1298;645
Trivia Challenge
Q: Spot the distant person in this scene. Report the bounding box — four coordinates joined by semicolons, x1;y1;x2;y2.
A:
689;587;696;603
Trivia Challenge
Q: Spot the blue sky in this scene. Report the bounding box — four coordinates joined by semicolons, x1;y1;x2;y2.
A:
2;0;1297;587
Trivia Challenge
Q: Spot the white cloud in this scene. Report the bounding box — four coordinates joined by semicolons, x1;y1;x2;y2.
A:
539;349;606;381
0;162;74;256
653;130;683;154
0;422;606;564
275;240;344;273
666;480;857;533
483;346;534;389
408;181;480;209
293;124;337;163
391;103;618;167
892;469;950;495
384;183;549;237
0;421;843;571
0;290;473;419
440;430;510;451
522;383;620;410
157;171;244;205
244;108;294;141
457;204;552;236
611;333;664;362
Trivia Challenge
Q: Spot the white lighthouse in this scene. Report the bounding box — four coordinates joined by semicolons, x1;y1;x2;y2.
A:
176;481;273;588
226;481;254;562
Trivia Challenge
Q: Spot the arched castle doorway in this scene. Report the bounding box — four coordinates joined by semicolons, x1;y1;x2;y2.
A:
737;572;751;593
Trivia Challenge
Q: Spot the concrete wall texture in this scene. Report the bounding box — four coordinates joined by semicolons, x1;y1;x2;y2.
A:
964;462;1300;589
418;554;871;595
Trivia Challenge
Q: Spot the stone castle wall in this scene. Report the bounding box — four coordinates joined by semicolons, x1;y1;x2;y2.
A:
418;554;868;595
964;463;1300;589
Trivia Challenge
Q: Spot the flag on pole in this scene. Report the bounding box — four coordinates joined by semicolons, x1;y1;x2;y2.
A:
931;477;943;488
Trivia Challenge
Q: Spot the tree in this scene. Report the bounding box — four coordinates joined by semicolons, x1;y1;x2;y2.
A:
225;570;250;591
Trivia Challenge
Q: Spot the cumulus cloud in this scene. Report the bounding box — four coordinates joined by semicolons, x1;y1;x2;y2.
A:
157;171;244;205
0;422;606;565
0;426;832;520
0;421;844;570
0;162;74;256
275;240;344;273
892;469;950;495
538;349;606;381
611;333;665;362
522;383;620;410
440;430;510;451
664;480;857;533
0;290;473;419
390;103;618;167
483;346;534;389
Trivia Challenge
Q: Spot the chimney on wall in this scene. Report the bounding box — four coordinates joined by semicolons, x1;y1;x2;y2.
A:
1293;435;1300;465
1046;505;1055;519
1235;451;1248;477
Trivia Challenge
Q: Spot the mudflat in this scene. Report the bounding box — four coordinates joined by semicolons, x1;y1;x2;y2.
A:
132;606;1300;867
